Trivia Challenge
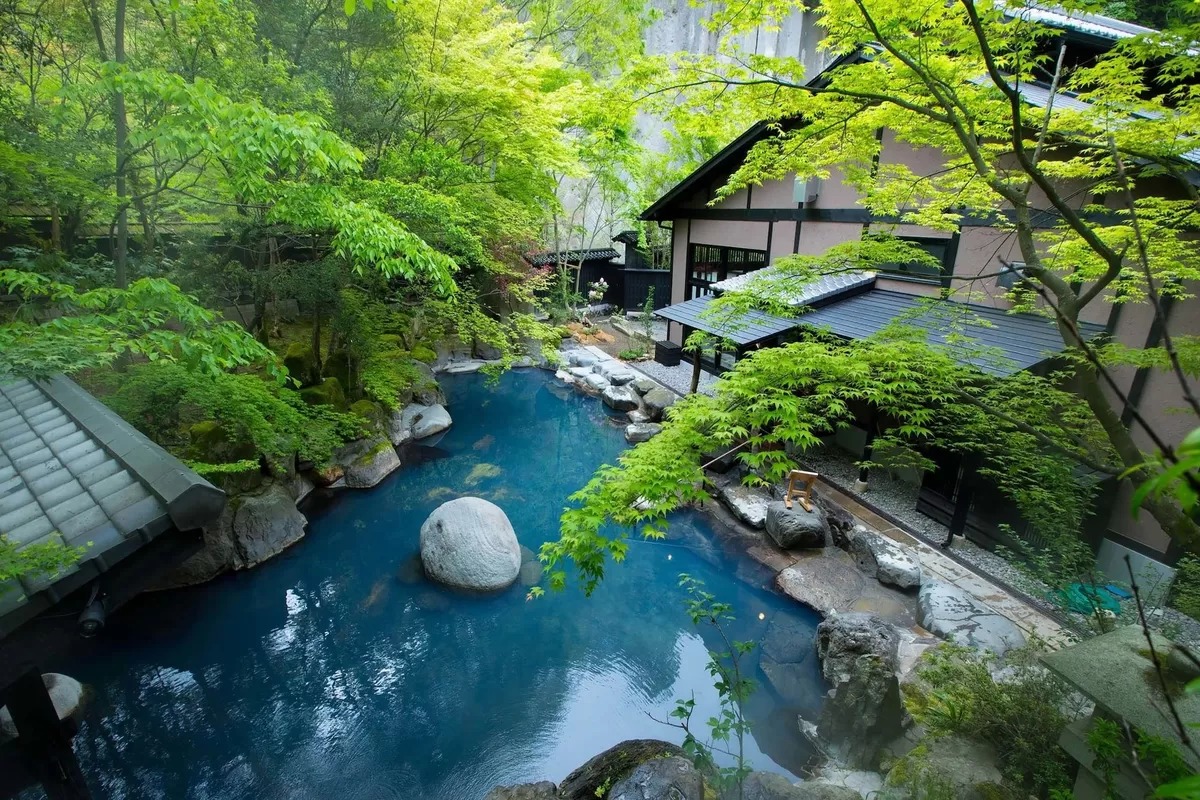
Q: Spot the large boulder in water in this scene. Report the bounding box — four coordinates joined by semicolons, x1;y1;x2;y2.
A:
813;654;905;770
846;526;921;591
420;497;521;591
765;501;828;549
484;783;558;800
607;756;704;800
642;388;675;421
0;673;85;739
816;612;899;686
558;739;686;800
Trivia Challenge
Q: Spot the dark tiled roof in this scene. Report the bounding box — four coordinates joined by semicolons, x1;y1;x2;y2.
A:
797;289;1107;375
0;375;225;636
655;295;801;346
525;248;620;267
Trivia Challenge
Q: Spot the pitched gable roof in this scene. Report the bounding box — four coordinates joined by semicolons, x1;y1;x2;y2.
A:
0;375;225;638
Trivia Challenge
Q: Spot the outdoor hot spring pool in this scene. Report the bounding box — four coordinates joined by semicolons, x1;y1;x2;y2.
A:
38;369;826;800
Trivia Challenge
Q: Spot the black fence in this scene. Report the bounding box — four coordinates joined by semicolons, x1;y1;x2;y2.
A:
622;269;671;312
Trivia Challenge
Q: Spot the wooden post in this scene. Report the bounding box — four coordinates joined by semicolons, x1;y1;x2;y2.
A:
943;455;979;548
4;670;90;799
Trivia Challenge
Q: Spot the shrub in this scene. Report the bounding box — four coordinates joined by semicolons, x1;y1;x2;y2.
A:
904;642;1084;796
1169;555;1200;621
618;348;646;361
102;362;362;470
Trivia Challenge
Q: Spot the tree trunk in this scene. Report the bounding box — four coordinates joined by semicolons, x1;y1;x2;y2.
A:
690;351;701;395
311;308;323;382
113;0;128;289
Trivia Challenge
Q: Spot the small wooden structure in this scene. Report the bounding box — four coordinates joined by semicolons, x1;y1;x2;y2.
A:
0;375;226;799
784;470;819;512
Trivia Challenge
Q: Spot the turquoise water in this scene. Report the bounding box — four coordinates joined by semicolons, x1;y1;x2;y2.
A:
41;370;824;800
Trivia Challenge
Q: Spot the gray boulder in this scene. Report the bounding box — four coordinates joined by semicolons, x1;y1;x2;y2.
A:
625;423;663;444
918;581;1026;656
846;527;921;590
885;735;1004;800
568;366;592;379
814;493;855;547
642;388;676;421
420;497;521;591
484;783;558;800
627;409;651;424
765;501;829;549
231;482;308;568
411;404;452;439
608;756;704;800
602;385;640;411
608;371;637;385
442;359;487;374
814;654;906;770
741;772;861;800
559;740;686;800
388;403;427;446
343;436;402;489
585;373;611;392
0;673;85;739
567;350;597;368
411;361;445;406
717;482;771;529
631;377;657;395
816;612;900;686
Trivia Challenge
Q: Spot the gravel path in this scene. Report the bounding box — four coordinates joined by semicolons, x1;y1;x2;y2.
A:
802;443;1200;646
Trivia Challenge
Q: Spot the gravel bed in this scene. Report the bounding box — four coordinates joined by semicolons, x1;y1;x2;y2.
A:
802;443;1200;647
630;359;719;397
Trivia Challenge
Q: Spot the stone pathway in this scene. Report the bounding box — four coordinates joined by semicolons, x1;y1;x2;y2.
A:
819;480;1072;647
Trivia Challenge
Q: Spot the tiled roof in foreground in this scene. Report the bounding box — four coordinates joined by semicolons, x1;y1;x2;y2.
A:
0;375;225;636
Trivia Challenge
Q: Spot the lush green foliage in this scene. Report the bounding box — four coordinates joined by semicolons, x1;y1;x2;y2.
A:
96;363;362;470
544;324;1105;592
627;0;1200;552
903;642;1085;796
0;266;282;380
0;536;87;584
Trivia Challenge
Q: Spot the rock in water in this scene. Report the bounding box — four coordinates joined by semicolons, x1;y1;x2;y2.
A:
816;612;900;686
0;673;85;739
846;526;921;590
232;482;308;568
917;581;1026;656
742;771;861;800
602;385;639;411
607;756;704;800
343;437;401;489
558;739;686;800
814;654;905;770
484;782;558;800
641;388;675;421
765;501;829;549
420;497;521;591
625;423;662;443
717;482;771;529
411;404;452;439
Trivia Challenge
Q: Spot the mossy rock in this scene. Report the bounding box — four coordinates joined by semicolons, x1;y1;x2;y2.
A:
557;739;686;800
187;420;256;463
300;377;347;410
323;349;351;388
350;399;383;419
283;342;317;387
379;334;404;349
555;326;574;339
411;344;438;364
355;439;393;466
